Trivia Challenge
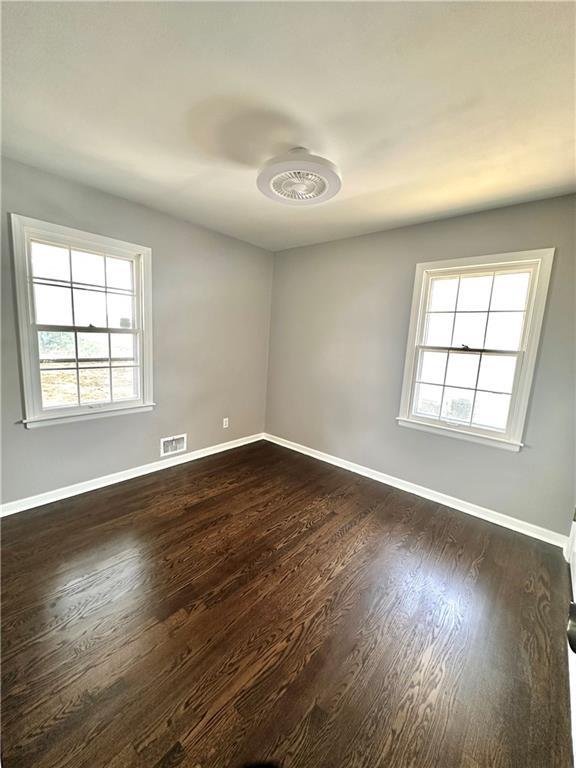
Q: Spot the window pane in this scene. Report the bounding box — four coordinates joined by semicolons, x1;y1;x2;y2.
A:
423;313;454;346
477;355;517;394
441;387;474;424
107;293;133;328
106;257;133;290
413;383;442;418
451;313;487;348
71;250;105;286
445;352;480;388
484;312;524;351
41;370;78;407
79;368;111;404
417;351;447;384
472;391;511;431
456;274;493;311
34;284;73;325
73;288;107;327
428;277;458;311
112;367;140;400
38;331;75;360
77;332;109;361
110;333;137;362
31;242;70;282
490;272;530;311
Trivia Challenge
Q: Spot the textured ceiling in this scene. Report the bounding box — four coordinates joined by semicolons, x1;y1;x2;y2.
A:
2;2;575;251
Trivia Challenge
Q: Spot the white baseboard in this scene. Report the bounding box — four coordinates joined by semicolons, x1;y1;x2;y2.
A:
0;433;265;517
1;430;569;554
263;433;568;551
565;521;576;568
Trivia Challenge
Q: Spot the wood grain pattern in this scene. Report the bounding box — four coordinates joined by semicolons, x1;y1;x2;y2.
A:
1;440;571;767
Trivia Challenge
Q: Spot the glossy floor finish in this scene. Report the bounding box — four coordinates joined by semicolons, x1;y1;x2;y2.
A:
1;441;572;768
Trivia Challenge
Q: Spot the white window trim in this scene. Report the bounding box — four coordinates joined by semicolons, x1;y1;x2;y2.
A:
397;248;555;451
10;214;155;428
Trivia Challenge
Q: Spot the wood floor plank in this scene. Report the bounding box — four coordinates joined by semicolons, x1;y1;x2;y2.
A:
1;440;571;767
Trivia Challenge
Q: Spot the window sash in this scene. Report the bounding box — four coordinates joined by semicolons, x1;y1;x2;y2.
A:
409;347;524;436
29;248;142;413
413;263;535;437
11;215;154;427
419;263;537;345
397;249;554;450
35;328;142;412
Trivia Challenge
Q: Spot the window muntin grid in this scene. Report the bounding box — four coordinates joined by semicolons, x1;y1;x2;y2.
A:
30;240;141;410
410;267;534;434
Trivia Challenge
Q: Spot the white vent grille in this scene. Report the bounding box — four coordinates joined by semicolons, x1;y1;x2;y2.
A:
160;433;187;457
271;170;327;201
257;148;341;206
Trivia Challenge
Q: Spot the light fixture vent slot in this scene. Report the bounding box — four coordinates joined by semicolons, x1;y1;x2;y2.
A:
257;148;341;206
271;170;327;201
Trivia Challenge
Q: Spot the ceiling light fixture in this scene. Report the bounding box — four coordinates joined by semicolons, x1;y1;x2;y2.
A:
257;148;341;206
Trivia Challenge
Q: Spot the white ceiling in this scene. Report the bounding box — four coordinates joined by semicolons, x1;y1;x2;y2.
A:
3;2;575;251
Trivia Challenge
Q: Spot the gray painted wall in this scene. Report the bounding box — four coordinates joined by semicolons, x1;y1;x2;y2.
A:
2;159;574;536
266;196;575;535
1;159;273;502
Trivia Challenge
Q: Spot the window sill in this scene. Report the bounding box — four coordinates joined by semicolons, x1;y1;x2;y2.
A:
396;416;523;452
23;403;156;429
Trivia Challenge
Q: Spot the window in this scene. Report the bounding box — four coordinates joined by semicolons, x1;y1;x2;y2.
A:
397;249;554;451
11;214;154;428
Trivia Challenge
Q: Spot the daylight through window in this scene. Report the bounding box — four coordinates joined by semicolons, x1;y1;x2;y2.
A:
398;250;554;450
11;215;154;427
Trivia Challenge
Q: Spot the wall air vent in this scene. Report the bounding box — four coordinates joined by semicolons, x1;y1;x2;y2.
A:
160;433;187;457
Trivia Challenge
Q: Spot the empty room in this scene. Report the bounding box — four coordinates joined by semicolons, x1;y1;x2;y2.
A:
1;2;575;767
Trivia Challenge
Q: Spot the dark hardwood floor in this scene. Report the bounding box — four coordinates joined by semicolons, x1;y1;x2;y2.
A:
1;440;571;768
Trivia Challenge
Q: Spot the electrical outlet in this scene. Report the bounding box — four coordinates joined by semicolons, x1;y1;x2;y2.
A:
223;417;229;429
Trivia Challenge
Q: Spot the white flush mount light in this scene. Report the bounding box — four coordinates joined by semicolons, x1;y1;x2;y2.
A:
257;148;341;206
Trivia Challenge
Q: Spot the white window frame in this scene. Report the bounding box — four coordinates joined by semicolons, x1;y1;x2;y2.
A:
10;214;155;428
397;248;554;451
